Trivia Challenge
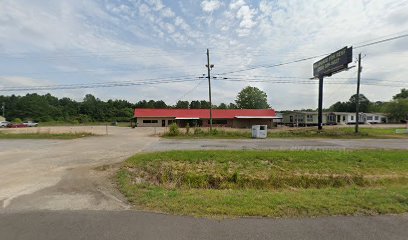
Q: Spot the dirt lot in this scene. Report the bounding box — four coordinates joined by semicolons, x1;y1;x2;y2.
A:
0;126;162;211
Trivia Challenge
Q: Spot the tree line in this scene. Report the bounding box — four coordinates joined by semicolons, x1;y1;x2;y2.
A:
0;86;270;123
327;88;408;122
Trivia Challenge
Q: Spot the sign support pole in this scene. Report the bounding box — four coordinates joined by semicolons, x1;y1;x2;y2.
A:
318;76;324;130
355;53;362;133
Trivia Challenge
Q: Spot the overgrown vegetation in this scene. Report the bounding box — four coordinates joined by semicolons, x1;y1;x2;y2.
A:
162;127;407;139
117;150;408;217
267;127;407;138
0;131;94;139
163;126;251;138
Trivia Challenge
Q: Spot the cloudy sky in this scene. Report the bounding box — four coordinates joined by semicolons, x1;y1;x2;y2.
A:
0;0;407;109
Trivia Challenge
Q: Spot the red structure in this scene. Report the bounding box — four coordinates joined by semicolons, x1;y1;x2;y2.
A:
133;108;277;128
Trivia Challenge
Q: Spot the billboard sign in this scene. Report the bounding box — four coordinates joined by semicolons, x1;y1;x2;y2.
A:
313;47;353;77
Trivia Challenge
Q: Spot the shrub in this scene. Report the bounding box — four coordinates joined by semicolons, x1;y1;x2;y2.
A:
13;118;22;123
168;123;180;136
193;128;204;135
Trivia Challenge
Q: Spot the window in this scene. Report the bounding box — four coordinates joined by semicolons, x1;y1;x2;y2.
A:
143;120;158;124
260;126;266;130
306;114;313;122
342;116;346;121
327;114;336;122
367;116;373;120
374;116;379;120
351;116;354;120
208;119;228;125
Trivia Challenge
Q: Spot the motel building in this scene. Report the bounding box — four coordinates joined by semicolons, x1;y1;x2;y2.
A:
133;108;278;128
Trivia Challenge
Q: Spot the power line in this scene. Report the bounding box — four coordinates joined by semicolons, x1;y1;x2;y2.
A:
0;76;199;92
216;33;408;75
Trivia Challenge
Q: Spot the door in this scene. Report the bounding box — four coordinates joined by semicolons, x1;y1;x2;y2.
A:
162;120;166;127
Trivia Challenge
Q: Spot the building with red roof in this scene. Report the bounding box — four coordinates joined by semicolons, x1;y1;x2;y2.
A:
133;108;278;128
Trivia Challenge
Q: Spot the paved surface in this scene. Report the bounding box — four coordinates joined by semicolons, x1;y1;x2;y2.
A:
0;211;407;240
1;126;408;239
148;138;408;152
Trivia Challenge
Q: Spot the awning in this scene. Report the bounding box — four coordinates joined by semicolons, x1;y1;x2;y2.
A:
234;116;278;119
175;117;200;120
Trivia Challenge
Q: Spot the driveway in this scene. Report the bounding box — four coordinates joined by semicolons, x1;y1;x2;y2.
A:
0;126;160;211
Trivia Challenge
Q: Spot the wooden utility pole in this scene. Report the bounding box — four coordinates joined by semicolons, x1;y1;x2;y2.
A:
206;48;213;131
355;53;362;133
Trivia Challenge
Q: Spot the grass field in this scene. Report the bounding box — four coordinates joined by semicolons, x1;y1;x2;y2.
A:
162;127;408;139
0;131;94;139
117;150;408;217
38;121;131;127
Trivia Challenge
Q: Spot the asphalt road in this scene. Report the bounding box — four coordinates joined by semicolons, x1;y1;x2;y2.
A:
147;138;408;152
1;127;408;240
1;211;407;240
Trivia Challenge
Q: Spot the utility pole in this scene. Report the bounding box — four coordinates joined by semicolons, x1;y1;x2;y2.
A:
318;76;324;130
355;53;362;133
1;102;4;118
206;48;213;131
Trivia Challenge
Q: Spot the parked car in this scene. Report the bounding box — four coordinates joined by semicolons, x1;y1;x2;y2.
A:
9;123;27;128
0;121;11;128
23;121;38;127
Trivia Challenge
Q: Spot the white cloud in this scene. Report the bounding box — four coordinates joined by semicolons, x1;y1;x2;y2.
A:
236;5;257;29
229;0;246;10
201;0;222;12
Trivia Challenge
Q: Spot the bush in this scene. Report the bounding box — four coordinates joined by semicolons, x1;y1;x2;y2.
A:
185;123;190;135
13;118;22;123
168;123;180;136
209;128;218;135
193;128;204;135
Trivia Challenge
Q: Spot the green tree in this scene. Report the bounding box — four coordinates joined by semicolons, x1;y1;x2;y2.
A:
189;100;201;109
153;100;167;108
385;99;408;122
217;103;227;109
175;100;189;109
199;100;210;109
228;103;237;109
348;94;371;112
393;88;408;100
235;86;270;109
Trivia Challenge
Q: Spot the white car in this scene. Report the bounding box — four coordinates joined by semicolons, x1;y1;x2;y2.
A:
0;121;11;127
23;121;38;127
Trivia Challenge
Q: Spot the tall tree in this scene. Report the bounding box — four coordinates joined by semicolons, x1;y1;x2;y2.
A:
217;103;227;109
235;86;270;109
393;88;408;100
189;100;201;109
175;100;189;109
385;99;408;122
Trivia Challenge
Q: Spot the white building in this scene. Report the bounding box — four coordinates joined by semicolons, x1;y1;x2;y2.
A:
333;112;365;125
365;113;388;124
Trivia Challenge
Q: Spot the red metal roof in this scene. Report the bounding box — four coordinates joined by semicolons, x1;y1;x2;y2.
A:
134;108;276;119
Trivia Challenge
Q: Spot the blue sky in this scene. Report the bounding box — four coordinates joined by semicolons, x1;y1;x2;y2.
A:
0;0;407;109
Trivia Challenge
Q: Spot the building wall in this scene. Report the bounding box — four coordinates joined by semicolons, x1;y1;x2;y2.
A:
202;119;233;128
136;117;175;127
232;119;273;128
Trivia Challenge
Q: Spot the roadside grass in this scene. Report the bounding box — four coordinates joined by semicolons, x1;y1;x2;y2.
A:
117;150;408;217
162;127;407;139
38;121;131;127
0;131;94;139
